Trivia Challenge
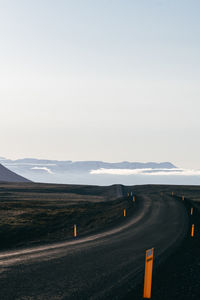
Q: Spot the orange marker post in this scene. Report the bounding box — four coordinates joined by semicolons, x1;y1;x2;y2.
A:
123;209;126;217
133;196;135;202
191;207;193;216
191;224;194;237
131;192;133;197
143;248;154;299
182;196;185;201
74;224;77;237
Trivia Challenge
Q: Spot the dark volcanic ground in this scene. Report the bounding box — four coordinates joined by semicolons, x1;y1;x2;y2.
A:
0;182;128;250
0;183;200;299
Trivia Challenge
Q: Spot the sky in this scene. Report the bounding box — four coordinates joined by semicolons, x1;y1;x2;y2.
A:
0;0;200;168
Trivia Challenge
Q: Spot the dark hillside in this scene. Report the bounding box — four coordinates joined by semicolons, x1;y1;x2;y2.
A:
0;163;30;182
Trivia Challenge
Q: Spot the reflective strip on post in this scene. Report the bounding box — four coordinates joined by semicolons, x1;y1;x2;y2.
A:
74;224;77;237
182;196;184;201
124;209;126;217
191;224;194;237
191;207;193;215
143;248;154;299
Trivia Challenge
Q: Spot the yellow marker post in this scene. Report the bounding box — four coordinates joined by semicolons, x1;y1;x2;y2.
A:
182;196;185;201
191;207;193;216
74;224;77;237
124;209;126;217
143;248;154;299
191;224;194;237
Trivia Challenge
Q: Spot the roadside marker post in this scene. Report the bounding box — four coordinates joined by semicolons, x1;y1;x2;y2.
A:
172;192;174;197
133;196;135;202
182;196;185;201
191;224;195;237
74;224;77;237
191;207;193;216
131;192;133;197
124;209;126;217
128;192;129;197
143;248;154;299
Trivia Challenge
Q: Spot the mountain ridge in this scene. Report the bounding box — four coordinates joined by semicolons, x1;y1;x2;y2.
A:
0;158;178;185
0;163;30;183
0;157;176;170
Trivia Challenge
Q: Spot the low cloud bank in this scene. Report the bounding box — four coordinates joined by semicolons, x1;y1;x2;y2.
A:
90;168;200;176
31;167;53;174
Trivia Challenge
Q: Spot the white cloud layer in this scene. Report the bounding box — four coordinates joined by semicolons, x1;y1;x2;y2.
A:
31;167;53;174
90;168;200;176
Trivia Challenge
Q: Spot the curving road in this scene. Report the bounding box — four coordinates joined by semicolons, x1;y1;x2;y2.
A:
0;192;188;300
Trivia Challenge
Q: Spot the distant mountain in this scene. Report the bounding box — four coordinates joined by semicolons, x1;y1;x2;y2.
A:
0;157;176;170
1;157;199;186
0;158;176;170
0;157;179;185
0;163;30;183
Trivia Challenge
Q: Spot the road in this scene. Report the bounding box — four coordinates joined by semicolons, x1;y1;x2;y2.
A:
0;191;188;300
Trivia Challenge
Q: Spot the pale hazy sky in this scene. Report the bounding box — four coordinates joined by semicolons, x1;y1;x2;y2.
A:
0;0;200;168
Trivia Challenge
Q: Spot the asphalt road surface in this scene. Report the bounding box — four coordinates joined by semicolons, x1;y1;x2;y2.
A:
0;192;188;300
